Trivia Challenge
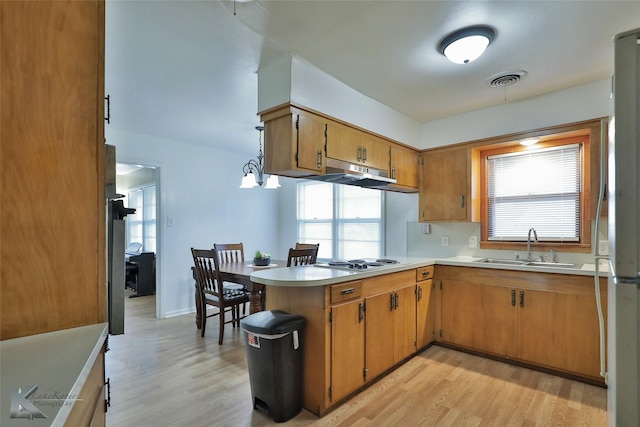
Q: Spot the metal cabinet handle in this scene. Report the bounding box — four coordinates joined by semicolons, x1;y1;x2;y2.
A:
389;293;395;311
511;289;516;306
357;146;363;162
519;290;525;308
392;167;397;179
460;194;465;208
358;303;364;322
422;270;431;278
363;147;367;162
340;288;355;295
394;292;399;309
417;285;423;301
317;150;323;168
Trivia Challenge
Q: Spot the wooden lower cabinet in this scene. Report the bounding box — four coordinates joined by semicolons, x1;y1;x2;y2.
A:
365;283;416;381
265;268;430;416
436;265;607;383
65;343;106;426
330;298;365;403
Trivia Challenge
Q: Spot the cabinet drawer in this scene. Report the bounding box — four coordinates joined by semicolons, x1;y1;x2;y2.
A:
330;281;362;304
416;266;434;282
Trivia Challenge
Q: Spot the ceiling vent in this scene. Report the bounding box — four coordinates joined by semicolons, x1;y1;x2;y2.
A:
487;70;528;88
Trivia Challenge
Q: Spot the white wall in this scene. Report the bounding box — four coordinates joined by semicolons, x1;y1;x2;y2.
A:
107;128;283;318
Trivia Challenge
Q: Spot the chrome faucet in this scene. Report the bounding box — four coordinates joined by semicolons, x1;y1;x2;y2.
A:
526;228;538;261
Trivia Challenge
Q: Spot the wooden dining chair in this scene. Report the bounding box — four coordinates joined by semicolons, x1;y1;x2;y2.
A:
191;248;249;344
287;247;319;267
213;243;245;263
213;242;248;314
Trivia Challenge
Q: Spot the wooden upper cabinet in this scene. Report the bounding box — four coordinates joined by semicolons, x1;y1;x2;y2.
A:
263;106;326;177
419;146;470;222
326;123;390;172
390;144;419;190
1;0;106;340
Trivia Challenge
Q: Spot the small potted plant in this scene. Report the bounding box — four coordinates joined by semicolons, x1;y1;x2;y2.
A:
253;250;271;266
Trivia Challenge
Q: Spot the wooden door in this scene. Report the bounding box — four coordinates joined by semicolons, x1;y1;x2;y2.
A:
330;299;365;402
419;146;470;221
364;136;391;172
516;283;606;379
1;0;106;339
296;112;326;172
326;123;362;164
364;292;395;381
416;280;434;349
440;280;516;357
390;144;419;189
393;284;417;363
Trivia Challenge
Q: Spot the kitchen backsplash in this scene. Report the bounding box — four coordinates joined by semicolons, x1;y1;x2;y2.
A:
406;218;608;265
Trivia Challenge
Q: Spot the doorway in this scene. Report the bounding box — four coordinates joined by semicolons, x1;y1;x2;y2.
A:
116;162;160;319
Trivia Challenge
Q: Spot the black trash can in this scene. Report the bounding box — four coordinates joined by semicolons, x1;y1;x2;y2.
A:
240;310;306;423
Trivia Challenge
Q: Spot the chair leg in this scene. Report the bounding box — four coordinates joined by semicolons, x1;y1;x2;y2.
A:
218;307;225;345
200;302;206;338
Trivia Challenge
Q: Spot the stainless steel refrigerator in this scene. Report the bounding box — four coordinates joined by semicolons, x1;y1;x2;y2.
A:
607;27;640;427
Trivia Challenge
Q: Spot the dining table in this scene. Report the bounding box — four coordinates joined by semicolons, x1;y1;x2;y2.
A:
191;260;286;329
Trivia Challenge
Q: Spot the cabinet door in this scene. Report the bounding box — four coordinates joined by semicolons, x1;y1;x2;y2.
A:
364;292;395;381
331;299;365;402
517;286;606;379
390;145;419;189
1;0;106;339
419;147;470;221
416;280;434;349
393;285;417;363
440;280;516;357
297;112;326;172
326;123;363;164
365;136;391;172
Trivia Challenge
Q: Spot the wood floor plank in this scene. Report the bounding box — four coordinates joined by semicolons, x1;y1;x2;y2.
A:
106;293;607;426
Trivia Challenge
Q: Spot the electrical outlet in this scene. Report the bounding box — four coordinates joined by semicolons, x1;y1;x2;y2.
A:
167;217;175;227
441;236;449;247
421;223;431;234
599;240;609;255
469;236;478;248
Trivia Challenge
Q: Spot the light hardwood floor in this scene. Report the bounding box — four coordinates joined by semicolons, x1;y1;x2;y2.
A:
106;293;607;426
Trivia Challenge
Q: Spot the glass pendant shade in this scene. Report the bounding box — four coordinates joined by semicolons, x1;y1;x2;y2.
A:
240;173;258;188
264;175;281;189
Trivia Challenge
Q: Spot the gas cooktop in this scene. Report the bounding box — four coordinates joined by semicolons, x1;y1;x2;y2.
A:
314;258;400;270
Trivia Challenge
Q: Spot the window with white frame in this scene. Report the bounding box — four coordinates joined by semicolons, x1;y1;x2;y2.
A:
297;181;383;260
486;143;582;242
127;184;156;253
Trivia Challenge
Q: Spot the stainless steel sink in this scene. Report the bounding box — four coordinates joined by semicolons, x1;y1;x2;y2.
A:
474;258;581;269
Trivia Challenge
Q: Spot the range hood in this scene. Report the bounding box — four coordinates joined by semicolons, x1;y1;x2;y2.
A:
304;158;397;188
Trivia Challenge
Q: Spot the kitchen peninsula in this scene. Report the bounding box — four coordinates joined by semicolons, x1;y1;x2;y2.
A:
250;257;607;416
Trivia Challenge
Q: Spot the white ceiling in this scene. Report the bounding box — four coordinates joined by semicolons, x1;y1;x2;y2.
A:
105;1;640;156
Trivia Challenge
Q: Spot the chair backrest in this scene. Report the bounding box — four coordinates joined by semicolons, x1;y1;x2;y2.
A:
191;248;223;299
295;242;319;250
126;242;143;255
287;247;318;267
213;243;244;264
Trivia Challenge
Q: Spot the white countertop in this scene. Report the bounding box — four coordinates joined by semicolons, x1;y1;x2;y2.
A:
250;256;608;287
0;323;108;427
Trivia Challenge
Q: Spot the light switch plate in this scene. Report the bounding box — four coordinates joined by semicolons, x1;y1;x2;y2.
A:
469;236;478;248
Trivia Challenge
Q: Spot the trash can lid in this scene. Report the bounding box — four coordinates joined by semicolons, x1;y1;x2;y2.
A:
240;310;305;335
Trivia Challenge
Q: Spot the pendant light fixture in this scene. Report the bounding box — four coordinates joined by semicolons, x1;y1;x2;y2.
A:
240;126;280;189
438;25;496;64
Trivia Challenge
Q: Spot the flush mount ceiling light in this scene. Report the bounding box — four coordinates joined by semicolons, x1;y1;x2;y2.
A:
519;137;540;146
438;25;496;64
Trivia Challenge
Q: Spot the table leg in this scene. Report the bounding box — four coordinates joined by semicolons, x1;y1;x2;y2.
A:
249;289;262;314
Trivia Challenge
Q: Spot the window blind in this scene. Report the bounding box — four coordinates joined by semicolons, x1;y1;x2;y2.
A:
487;144;581;242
